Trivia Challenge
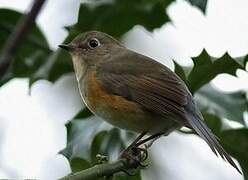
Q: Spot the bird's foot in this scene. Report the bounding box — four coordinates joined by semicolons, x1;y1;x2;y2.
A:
119;146;149;176
119;132;164;175
120;145;149;168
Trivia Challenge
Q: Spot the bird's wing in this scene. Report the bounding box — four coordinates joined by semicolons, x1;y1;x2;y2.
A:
96;50;241;173
96;52;189;125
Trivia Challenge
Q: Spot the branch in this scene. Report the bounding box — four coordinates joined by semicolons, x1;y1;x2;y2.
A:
0;0;46;79
59;158;140;180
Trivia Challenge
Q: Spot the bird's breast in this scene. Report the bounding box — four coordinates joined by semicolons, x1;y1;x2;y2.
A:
77;69;179;134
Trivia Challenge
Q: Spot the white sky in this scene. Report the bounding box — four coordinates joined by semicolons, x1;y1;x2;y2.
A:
0;0;247;179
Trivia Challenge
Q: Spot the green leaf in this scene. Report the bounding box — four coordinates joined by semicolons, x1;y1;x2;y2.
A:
175;51;247;124
97;128;126;161
60;116;112;161
203;113;222;137
70;158;91;173
244;55;248;66
187;50;243;93
221;129;248;179
61;115;136;162
90;128;133;163
0;9;49;49
202;114;247;178
174;61;187;82
195;85;248;124
0;9;52;85
73;108;92;119
186;0;208;13
73;0;172;38
91;131;109;164
63;123;139;179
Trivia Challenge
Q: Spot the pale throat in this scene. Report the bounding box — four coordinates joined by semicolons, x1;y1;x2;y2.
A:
72;56;88;82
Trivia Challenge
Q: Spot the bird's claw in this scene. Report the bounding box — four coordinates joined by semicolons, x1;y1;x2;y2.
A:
120;145;149;168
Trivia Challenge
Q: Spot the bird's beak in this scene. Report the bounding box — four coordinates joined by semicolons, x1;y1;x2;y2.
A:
58;44;75;51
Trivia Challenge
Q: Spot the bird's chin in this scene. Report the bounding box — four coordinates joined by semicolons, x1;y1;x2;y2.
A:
71;56;87;80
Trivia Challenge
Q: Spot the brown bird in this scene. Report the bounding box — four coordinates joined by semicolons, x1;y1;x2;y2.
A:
59;31;241;174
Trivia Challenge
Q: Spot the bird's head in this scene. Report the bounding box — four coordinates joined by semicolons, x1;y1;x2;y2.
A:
59;31;122;80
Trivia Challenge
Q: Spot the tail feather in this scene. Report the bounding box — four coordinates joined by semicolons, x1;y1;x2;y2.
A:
185;103;242;174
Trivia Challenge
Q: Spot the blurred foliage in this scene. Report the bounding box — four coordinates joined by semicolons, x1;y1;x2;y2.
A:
204;113;248;179
70;158;91;173
1;0;248;179
195;85;248;125
0;9;52;85
60;113;137;179
221;129;248;179
186;0;208;13
72;0;172;37
61;109;135;162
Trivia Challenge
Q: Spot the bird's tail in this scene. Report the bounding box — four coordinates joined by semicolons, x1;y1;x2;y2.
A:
185;101;242;174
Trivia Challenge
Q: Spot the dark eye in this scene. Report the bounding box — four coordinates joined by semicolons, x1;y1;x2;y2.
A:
88;38;100;48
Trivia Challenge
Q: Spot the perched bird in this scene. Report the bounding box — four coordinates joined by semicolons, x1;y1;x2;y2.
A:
59;31;241;173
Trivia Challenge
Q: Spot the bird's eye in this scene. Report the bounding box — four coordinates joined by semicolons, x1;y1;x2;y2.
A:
88;38;100;49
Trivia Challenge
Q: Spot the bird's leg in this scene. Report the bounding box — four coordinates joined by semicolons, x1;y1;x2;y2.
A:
124;131;147;151
120;132;147;166
135;133;164;147
120;132;147;158
129;133;164;163
119;132;148;176
120;132;163;164
120;132;164;176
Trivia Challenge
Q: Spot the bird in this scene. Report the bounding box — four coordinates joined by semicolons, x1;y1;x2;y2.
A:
59;31;241;174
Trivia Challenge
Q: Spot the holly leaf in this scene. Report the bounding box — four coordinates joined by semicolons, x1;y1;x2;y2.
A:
203;113;222;137
73;0;172;38
60;114;137;161
221;129;248;179
174;61;187;82
60;116;112;161
0;9;52;85
195;85;248;124
187;50;243;93
244;54;248;66
186;0;208;13
203;114;248;179
174;50;247;124
73;108;92;119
